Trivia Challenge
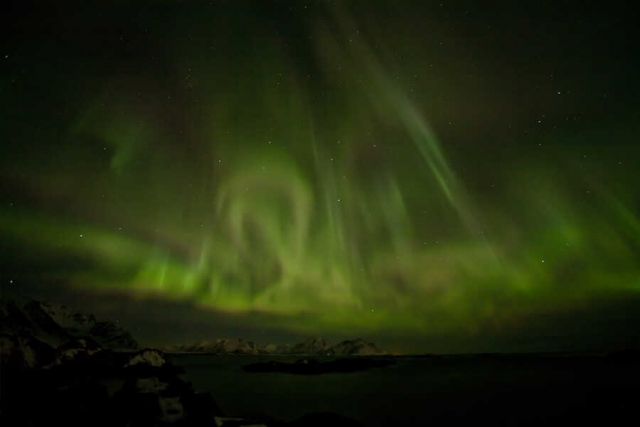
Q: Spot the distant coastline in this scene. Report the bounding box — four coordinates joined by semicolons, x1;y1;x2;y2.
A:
161;336;387;356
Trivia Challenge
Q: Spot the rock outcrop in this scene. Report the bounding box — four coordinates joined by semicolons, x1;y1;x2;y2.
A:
53;337;103;366
0;299;369;427
88;320;138;350
0;332;56;369
0;299;139;360
1;347;228;427
2;344;364;426
113;348;225;426
0;300;68;348
33;300;97;336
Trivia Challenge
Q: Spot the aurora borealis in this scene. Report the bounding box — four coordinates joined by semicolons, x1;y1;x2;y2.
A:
2;1;639;353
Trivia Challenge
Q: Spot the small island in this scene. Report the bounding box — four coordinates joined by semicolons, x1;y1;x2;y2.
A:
242;357;395;374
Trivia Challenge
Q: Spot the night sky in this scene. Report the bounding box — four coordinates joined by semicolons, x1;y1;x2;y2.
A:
2;1;639;354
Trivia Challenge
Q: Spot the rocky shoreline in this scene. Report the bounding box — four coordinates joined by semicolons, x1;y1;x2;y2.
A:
2;347;368;427
0;299;368;426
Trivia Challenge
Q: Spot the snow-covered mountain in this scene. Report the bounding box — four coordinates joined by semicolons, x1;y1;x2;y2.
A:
163;337;386;355
1;299;138;350
329;338;386;356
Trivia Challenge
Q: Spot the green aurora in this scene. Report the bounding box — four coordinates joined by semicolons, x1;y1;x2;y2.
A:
2;2;639;353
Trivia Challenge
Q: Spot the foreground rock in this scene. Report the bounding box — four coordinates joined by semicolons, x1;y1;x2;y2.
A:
1;345;365;426
0;302;364;426
1;347;226;427
0;331;56;369
1;299;367;427
242;357;395;375
114;348;225;426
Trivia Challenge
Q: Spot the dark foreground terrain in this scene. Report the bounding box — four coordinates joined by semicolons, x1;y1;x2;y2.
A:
2;298;639;426
1;347;376;427
2;349;640;426
0;299;368;426
172;351;640;426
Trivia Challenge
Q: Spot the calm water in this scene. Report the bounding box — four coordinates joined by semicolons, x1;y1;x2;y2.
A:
171;354;639;426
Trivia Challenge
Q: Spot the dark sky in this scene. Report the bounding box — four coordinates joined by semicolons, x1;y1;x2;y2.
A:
2;1;639;354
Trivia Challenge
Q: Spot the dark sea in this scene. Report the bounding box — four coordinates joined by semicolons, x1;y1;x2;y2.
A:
171;353;639;426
